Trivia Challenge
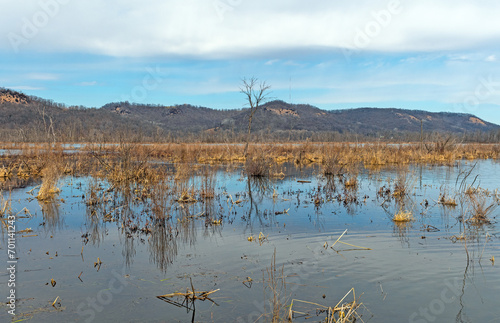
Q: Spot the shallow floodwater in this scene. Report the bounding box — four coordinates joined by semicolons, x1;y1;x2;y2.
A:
1;160;499;322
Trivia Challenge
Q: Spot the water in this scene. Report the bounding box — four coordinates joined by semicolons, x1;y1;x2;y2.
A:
1;160;499;322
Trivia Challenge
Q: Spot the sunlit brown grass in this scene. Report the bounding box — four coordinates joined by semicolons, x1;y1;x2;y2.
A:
245;149;272;177
37;164;60;201
1;142;499;183
322;151;344;176
393;208;414;222
439;194;458;207
465;188;498;224
0;166;12;178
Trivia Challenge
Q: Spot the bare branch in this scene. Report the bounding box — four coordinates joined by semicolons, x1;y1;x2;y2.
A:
240;77;272;157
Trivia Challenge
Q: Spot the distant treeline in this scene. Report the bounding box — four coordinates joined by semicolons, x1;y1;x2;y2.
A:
1;113;500;144
1;87;500;143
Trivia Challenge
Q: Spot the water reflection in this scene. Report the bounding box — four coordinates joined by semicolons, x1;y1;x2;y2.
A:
243;176;265;231
456;257;471;323
392;221;412;247
0;175;38;191
177;206;197;247
39;199;63;233
19;159;496;322
80;169;235;272
149;218;178;272
122;234;136;268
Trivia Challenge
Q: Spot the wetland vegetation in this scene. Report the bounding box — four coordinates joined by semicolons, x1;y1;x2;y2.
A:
1;141;499;322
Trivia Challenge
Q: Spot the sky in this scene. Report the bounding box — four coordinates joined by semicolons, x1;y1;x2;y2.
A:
2;0;500;124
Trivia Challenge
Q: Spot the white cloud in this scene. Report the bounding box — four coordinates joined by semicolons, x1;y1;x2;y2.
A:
485;55;497;62
1;0;500;58
265;59;280;65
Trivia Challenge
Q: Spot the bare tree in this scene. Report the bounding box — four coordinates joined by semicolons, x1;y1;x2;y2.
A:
240;77;271;157
35;104;57;146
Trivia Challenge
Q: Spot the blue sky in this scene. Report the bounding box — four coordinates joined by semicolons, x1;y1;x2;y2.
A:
2;0;500;124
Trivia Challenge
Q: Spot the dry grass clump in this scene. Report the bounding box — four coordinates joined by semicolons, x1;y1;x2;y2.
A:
438;185;457;206
456;165;498;225
177;189;197;203
465;188;497;224
0;166;12;178
245;155;271;177
367;149;387;166
424;136;455;155
36;164;60;201
16;165;30;178
322;153;344;176
288;288;367;323
438;193;457;207
440;197;457;207
393;208;414;222
104;144;156;185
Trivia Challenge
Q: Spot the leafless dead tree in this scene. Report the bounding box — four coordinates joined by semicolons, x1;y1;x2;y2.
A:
240;77;271;157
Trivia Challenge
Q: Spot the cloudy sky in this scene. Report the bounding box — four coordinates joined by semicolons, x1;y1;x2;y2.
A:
2;0;500;123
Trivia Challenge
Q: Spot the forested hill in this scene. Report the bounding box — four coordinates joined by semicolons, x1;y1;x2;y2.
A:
1;88;499;142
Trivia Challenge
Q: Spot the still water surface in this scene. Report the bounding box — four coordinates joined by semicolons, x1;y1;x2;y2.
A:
1;160;499;322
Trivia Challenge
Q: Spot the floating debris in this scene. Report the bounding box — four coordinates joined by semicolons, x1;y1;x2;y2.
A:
157;278;219;312
274;208;289;215
424;225;440;232
258;232;268;245
330;229;372;252
94;257;102;271
52;296;60;308
288;288;370;323
242;277;253;288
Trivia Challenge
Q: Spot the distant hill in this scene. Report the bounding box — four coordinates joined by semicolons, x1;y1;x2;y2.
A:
100;101;241;133
98;100;500;135
1;88;499;142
